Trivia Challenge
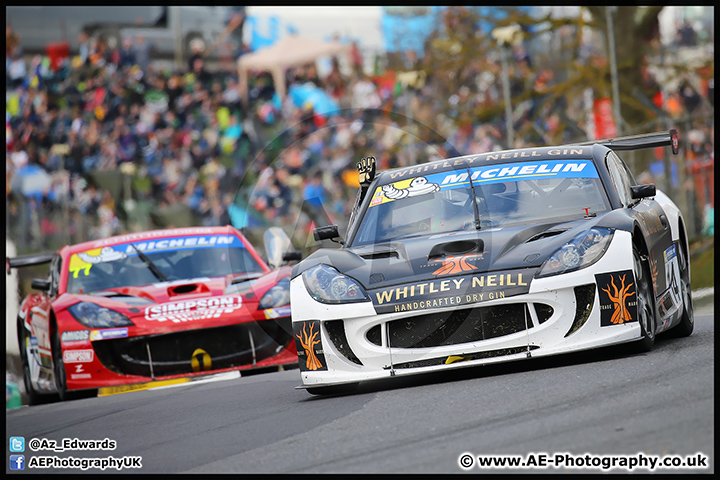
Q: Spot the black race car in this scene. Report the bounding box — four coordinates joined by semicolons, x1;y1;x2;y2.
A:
290;130;693;394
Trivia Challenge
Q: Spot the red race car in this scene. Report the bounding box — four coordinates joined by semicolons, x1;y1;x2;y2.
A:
8;225;299;404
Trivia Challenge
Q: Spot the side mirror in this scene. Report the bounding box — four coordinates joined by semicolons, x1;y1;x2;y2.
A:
282;252;302;262
630;184;656;199
31;279;51;292
313;225;341;242
263;227;293;269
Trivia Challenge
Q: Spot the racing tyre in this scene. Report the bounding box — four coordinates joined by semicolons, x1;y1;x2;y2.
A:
669;240;694;337
52;330;97;402
18;322;57;405
306;383;359;396
632;247;656;352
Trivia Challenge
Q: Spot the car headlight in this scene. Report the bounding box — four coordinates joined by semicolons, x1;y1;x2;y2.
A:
302;264;370;304
258;277;291;309
536;227;614;278
67;302;135;328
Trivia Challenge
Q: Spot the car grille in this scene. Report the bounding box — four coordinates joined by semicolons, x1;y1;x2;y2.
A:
565;284;595;337
394;345;540;369
386;303;536;349
92;318;293;378
325;320;363;365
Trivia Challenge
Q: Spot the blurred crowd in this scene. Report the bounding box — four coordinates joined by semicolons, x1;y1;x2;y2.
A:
5;10;715;253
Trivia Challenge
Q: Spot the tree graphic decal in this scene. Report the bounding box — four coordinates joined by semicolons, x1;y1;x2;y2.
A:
600;274;635;324
296;321;323;370
649;251;658;287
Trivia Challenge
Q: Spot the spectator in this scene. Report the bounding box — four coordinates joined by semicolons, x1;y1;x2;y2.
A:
5;12;714;255
350;73;381;111
349;40;363;74
8;51;26;88
134;35;151;71
118;37;136;68
191;56;212;88
187;41;204;73
77;32;90;65
6;23;21;56
677;21;697;47
303;170;326;210
225;6;246;58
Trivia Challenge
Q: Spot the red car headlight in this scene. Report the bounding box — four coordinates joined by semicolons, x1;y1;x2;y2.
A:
68;302;135;328
258;278;290;309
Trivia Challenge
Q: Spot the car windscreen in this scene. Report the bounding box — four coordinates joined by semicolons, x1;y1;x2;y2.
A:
351;159;610;246
66;234;265;294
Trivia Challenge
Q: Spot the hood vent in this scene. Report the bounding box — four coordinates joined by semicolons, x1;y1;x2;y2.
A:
428;239;483;260
168;283;211;297
90;291;154;305
359;250;399;260
526;230;566;243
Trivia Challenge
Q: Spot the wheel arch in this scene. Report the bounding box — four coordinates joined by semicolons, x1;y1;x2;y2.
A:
631;223;657;301
677;216;690;268
631;223;650;257
17;315;25;347
49;309;62;369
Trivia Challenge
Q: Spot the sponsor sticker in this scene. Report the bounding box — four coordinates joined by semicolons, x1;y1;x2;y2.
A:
144;296;243;323
190;348;212;372
63;350;94;363
596;270;638;326
371;160;599;208
371;268;535;314
118;235;239;255
90;328;129;341
662;244;682;315
264;305;292;319
68;247;128;278
68;235;242;278
663;244;676;263
382;148;591;181
293;321;327;372
431;253;486;275
61;330;90;342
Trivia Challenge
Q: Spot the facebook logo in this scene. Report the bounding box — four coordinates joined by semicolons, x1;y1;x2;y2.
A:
9;454;25;470
9;436;25;452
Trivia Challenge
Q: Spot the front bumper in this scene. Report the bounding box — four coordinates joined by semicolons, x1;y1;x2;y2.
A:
62;315;297;391
291;231;642;388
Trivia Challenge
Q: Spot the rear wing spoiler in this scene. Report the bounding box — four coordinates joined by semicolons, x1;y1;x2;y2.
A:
6;252;55;275
571;129;679;155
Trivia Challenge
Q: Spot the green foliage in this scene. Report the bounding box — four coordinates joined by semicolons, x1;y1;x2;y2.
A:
690;244;714;290
416;6;670;148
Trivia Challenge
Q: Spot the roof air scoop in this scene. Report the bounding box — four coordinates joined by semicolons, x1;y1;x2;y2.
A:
428;239;484;261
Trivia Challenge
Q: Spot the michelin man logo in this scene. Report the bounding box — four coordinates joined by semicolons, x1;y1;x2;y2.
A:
78;247;127;264
70;247;128;278
382;176;441;200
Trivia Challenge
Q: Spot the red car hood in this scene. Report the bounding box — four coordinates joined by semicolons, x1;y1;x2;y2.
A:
54;267;291;335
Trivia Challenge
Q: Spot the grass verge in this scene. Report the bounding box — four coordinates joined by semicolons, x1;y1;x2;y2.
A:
690;244;714;291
